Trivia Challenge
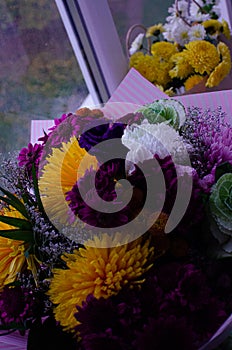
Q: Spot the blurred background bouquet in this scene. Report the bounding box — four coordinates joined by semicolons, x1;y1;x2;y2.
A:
127;0;232;96
0;98;232;349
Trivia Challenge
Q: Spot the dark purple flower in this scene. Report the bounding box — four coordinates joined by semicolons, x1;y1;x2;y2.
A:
134;316;196;350
66;159;131;228
18;143;43;178
75;295;123;337
0;285;35;327
190;297;227;343
176;264;211;311
79;122;125;152
81;330;124;350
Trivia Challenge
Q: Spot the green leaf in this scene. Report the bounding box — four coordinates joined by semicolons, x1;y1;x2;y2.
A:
0;186;29;219
0;229;34;243
0;215;32;230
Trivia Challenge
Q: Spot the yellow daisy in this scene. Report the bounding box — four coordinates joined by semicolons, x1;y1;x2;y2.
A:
202;19;222;36
47;234;154;331
146;23;164;38
206;42;232;87
184;74;205;91
0;236;26;289
184;40;220;75
0;206;29;289
169;51;194;79
129;52;158;83
39;136;98;226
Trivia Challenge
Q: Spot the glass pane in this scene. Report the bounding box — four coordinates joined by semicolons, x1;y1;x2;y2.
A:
0;0;89;155
108;0;173;53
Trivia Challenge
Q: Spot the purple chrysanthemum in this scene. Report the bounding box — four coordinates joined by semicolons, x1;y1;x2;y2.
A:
66;159;131;228
18;143;43;178
176;264;211;311
134;315;196;350
75;295;122;336
81;330;124;350
0;285;35;327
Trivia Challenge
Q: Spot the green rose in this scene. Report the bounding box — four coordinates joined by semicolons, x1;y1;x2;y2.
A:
137;99;186;129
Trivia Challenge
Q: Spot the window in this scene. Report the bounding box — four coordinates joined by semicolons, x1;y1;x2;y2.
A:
0;0;89;155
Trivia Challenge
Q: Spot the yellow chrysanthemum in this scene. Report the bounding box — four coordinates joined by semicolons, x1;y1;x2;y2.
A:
169;51;194;79
39;136;98;225
146;23;164;38
206;42;232;87
184;74;205;91
151;42;178;87
184;40;220;75
222;19;231;40
47;234;154;331
151;41;178;61
129;52;158;82
0;205;26;230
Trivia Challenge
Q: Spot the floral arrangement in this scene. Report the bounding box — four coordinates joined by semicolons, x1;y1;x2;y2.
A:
0;98;232;350
127;0;232;96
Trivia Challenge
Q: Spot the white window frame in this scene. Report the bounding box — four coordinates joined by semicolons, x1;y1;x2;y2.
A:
55;0;232;105
55;0;128;105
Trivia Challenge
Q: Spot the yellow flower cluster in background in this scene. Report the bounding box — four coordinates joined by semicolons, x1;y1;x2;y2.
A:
128;3;232;95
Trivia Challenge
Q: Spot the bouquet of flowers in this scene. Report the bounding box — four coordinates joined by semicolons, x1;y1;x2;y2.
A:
127;0;232;96
0;98;232;350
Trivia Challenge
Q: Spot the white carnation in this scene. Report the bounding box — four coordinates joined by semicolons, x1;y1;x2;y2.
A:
122;120;190;167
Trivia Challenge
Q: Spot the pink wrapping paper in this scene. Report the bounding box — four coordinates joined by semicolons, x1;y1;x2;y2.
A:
109;68;232;124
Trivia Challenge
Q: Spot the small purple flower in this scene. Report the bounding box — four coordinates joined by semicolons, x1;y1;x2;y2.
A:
18;143;43;178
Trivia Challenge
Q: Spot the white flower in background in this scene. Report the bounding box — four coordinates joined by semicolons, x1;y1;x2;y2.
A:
189;24;206;41
122;120;190;167
189;0;210;21
129;33;145;55
172;22;190;46
167;0;189;23
163;23;175;42
175;86;186;95
163;18;186;42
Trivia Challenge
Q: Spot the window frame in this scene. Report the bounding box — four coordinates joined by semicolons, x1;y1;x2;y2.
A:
55;0;128;104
